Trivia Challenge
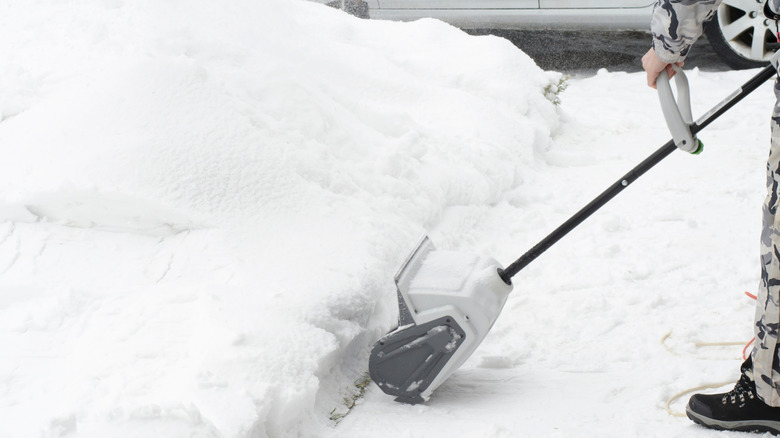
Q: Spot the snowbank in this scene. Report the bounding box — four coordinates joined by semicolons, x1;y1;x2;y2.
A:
0;1;561;436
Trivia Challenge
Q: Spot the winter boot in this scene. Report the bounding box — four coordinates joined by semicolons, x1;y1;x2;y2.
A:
686;357;780;434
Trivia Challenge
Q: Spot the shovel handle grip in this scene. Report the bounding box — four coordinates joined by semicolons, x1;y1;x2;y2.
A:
657;65;701;154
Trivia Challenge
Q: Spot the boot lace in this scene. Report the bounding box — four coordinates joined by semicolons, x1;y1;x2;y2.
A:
721;372;756;407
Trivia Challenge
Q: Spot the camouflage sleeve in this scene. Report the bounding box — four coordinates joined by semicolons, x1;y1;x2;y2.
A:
651;0;722;63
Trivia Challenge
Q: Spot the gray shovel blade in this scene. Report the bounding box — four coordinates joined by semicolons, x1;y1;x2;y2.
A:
368;316;466;404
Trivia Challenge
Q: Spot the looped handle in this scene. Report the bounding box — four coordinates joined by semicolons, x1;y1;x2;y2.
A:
657;65;702;154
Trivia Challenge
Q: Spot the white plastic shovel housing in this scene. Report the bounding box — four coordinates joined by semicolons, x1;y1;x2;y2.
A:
368;236;513;403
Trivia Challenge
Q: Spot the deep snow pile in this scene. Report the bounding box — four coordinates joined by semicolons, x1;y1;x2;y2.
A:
0;1;562;437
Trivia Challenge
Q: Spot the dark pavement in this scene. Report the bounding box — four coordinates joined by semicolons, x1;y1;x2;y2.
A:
467;29;730;75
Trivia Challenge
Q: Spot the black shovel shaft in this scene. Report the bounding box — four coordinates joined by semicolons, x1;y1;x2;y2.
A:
498;64;777;285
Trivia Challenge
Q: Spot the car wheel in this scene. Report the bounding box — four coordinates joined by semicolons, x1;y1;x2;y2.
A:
704;2;778;69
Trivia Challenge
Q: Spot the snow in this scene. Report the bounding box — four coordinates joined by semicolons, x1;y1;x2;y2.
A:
0;1;773;437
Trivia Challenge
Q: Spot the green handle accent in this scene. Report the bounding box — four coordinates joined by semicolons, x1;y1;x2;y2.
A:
692;139;704;155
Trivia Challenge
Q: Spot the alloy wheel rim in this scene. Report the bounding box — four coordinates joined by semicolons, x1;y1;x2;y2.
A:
716;0;777;62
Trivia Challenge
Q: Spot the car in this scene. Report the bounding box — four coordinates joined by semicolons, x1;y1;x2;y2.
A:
325;0;779;69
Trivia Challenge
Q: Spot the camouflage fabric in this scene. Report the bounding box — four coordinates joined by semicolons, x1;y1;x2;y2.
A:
650;0;721;63
651;0;780;407
757;83;780;407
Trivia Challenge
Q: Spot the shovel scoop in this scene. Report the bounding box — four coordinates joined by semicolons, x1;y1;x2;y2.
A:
368;236;512;403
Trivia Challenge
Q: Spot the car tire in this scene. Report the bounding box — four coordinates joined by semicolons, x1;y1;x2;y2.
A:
326;0;369;18
704;5;777;69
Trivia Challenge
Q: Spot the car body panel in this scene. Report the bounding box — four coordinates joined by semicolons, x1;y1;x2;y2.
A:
377;0;537;8
370;0;655;8
368;8;654;31
364;0;655;30
540;0;653;8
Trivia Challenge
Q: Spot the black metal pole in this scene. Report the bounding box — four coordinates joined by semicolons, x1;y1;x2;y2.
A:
498;64;777;285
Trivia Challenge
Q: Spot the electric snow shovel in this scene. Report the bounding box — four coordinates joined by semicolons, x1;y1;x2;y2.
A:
369;55;780;404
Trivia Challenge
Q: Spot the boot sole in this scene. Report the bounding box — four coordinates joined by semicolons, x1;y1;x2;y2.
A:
686;405;780;435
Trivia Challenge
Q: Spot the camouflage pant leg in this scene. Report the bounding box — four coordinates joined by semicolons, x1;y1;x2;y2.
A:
754;79;780;407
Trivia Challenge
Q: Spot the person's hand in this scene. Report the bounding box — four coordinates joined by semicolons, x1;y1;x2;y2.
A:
642;47;684;89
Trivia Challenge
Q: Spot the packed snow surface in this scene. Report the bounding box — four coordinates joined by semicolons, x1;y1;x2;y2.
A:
0;1;774;437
